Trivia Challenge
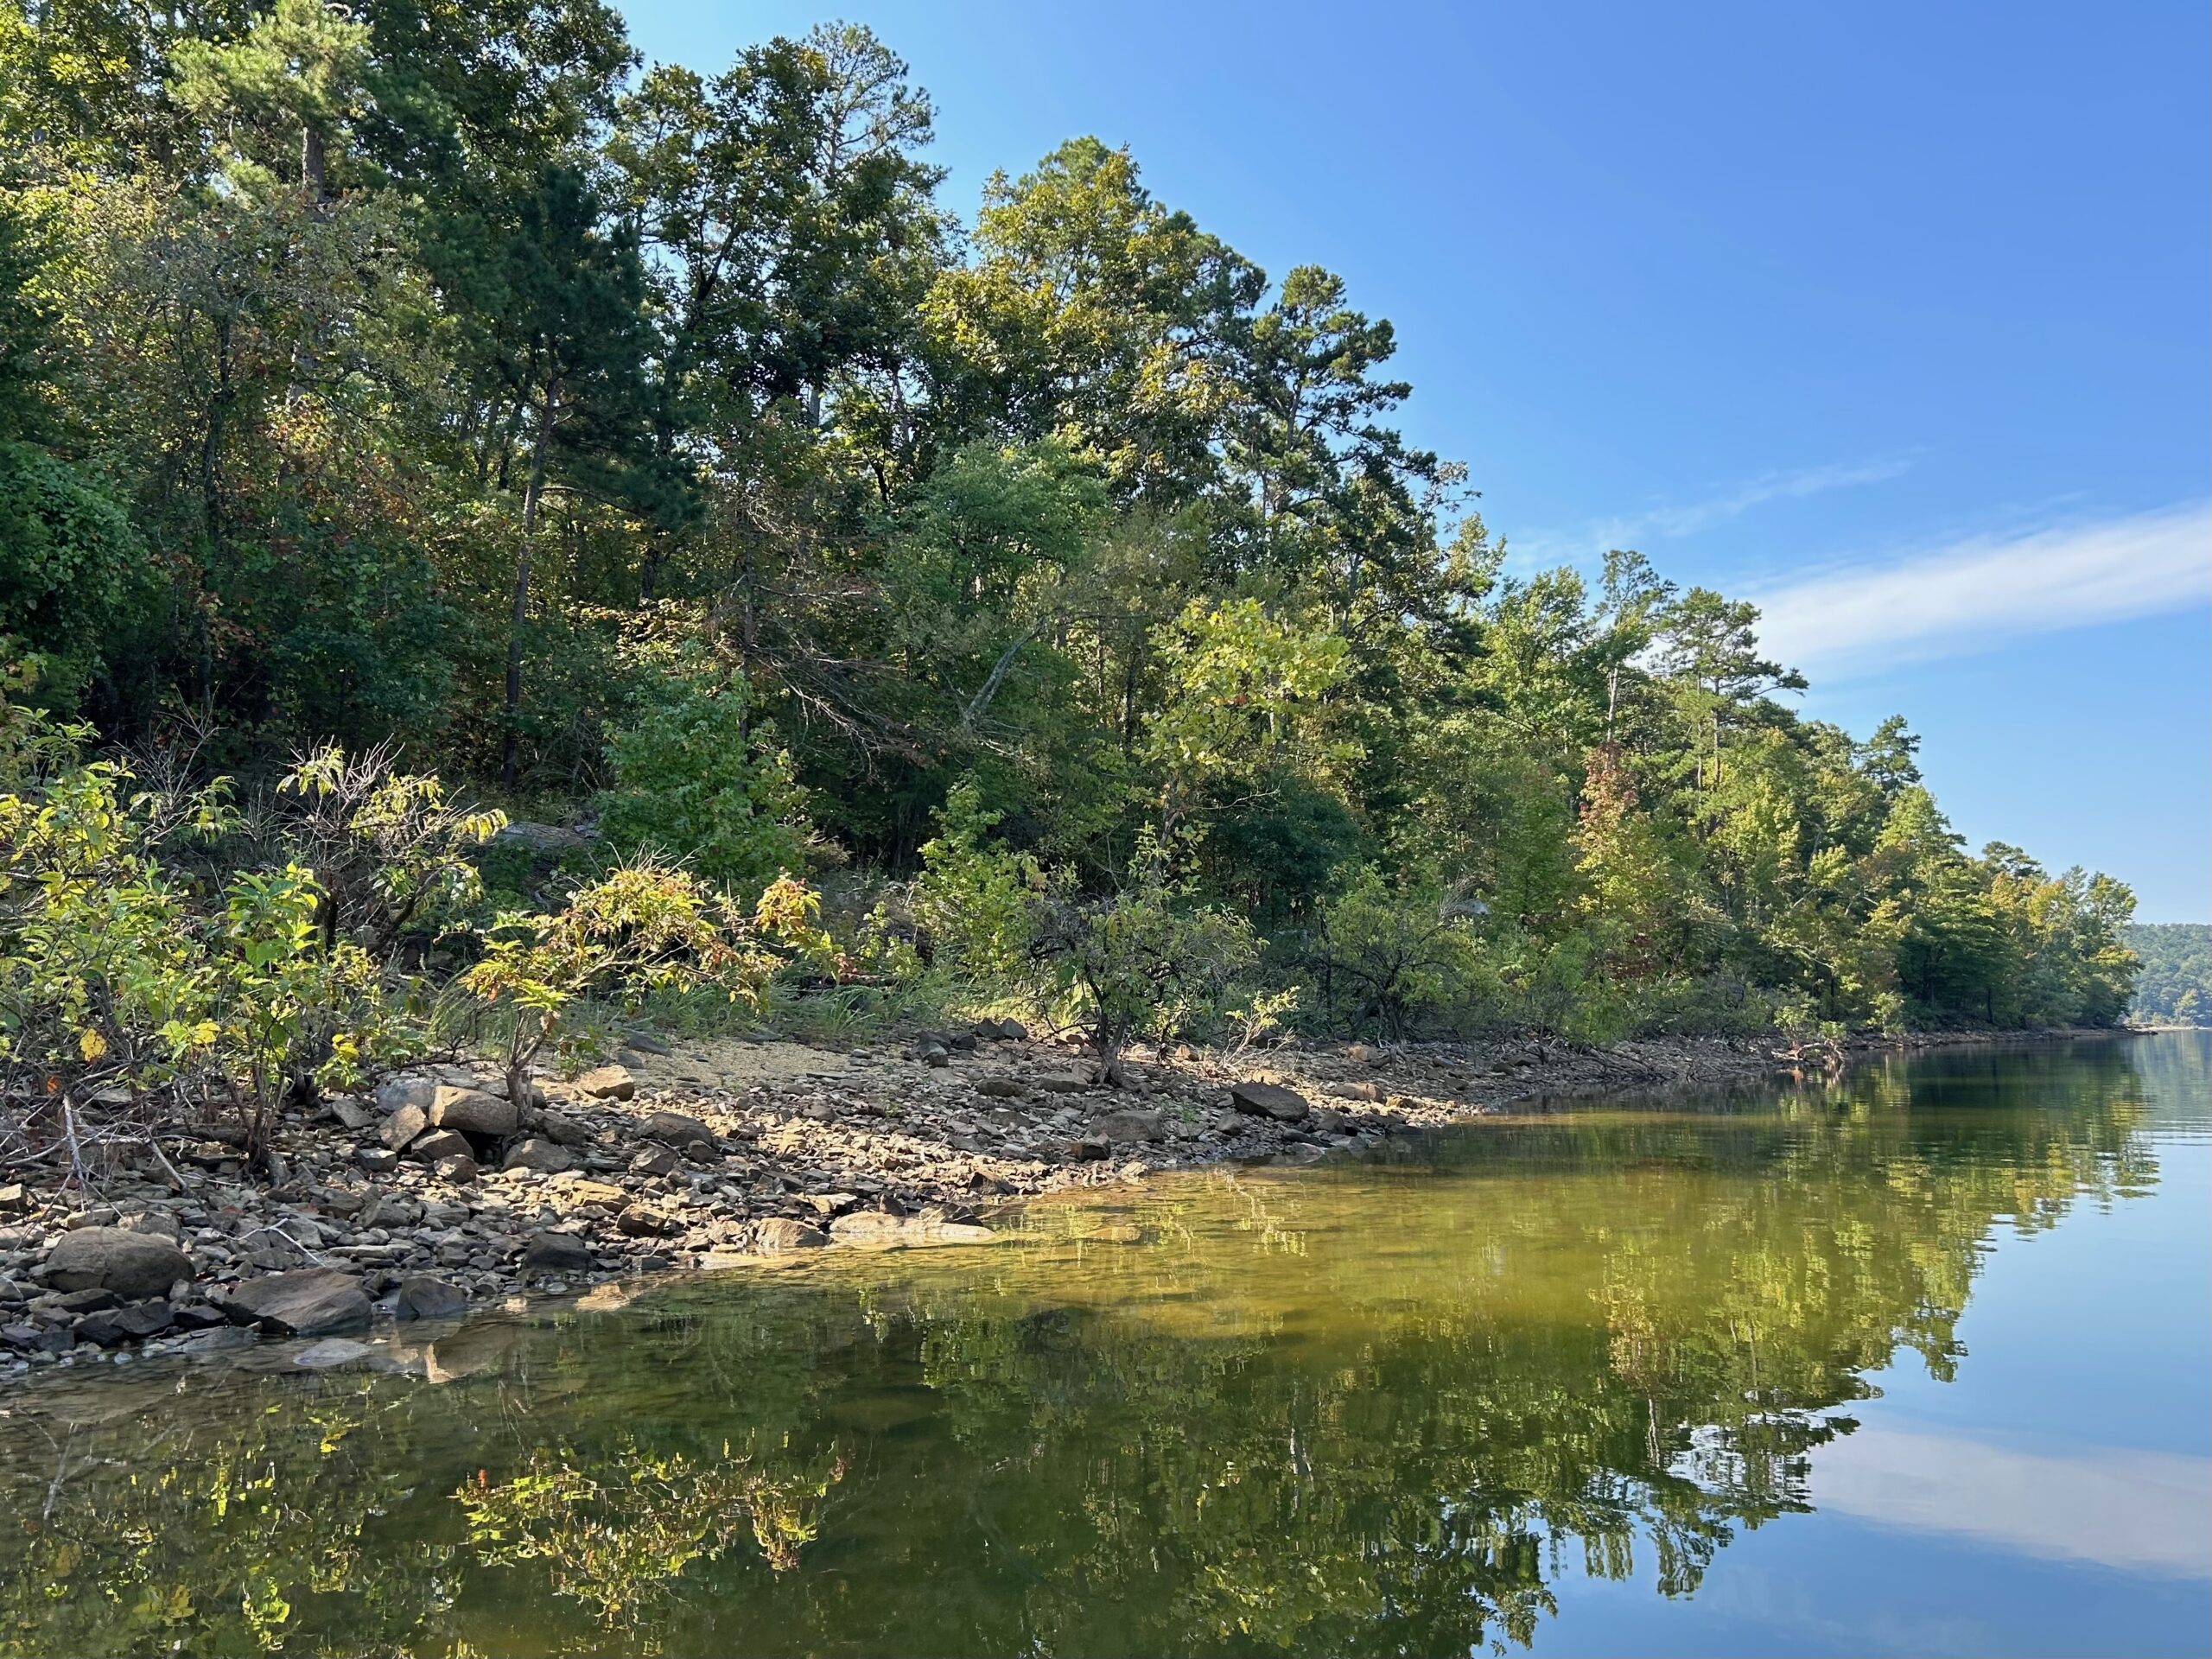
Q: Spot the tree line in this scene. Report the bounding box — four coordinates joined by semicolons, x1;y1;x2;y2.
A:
0;0;2139;1058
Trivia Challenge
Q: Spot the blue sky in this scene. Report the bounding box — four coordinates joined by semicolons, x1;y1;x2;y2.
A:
620;1;2210;919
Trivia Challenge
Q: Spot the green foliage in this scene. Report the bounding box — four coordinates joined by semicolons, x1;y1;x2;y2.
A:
2123;924;2209;1026
910;781;1043;985
0;0;2138;1052
1034;836;1261;1063
461;861;830;1099
596;639;806;897
0;711;402;1156
1291;866;1491;1039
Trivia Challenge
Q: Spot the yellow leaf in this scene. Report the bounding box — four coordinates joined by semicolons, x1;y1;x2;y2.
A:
77;1027;108;1064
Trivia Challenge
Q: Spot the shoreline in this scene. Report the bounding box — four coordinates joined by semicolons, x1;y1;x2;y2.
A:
0;1023;2136;1380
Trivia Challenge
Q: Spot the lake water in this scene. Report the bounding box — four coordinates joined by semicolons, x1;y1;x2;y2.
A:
3;1033;2206;1657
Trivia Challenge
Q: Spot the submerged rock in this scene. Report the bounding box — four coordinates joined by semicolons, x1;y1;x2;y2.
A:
827;1212;995;1249
292;1337;373;1370
391;1274;469;1321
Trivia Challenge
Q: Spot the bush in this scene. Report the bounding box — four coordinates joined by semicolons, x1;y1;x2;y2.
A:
0;708;401;1162
597;641;809;898
461;861;831;1101
910;781;1043;985
1033;838;1260;1068
1290;867;1491;1038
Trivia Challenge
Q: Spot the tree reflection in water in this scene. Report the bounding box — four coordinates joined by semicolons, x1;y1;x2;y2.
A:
0;1036;2191;1657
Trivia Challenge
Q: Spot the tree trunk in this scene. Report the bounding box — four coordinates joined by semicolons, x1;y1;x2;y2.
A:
501;372;560;792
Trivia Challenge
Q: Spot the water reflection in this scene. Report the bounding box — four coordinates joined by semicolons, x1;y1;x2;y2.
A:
2;1033;2203;1657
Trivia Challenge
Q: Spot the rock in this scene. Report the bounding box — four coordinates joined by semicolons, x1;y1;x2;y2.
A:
1346;1043;1376;1063
1331;1080;1385;1103
391;1274;469;1321
380;1104;429;1150
827;1212;995;1249
292;1338;373;1370
629;1147;679;1178
410;1128;471;1163
615;1205;667;1238
50;1287;119;1314
520;1231;593;1274
45;1227;193;1300
922;1047;950;1068
2;1322;69;1355
555;1180;628;1208
375;1075;440;1115
1095;1109;1165;1145
238;1233;310;1272
120;1210;182;1242
1068;1136;1111;1161
1035;1074;1091;1094
431;1151;479;1185
575;1065;636;1101
990;1018;1029;1041
224;1268;372;1336
753;1217;830;1253
171;1304;229;1332
356;1147;399;1173
535;1109;592;1147
642;1109;715;1149
329;1097;377;1132
975;1077;1027;1099
502;1137;576;1174
0;1183;28;1211
428;1085;518;1138
1230;1081;1311;1122
493;820;590;856
73;1301;173;1346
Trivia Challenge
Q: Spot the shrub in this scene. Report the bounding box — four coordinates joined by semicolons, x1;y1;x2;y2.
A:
597;642;809;898
910;781;1043;985
1291;867;1491;1039
1033;838;1260;1069
461;861;831;1101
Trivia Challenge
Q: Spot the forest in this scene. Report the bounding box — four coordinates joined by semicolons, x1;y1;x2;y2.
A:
0;0;2141;1118
2123;925;2210;1026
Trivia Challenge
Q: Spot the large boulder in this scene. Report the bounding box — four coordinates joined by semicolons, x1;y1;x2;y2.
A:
427;1085;518;1138
1095;1109;1165;1145
753;1217;830;1253
503;1137;576;1174
45;1227;192;1300
1230;1081;1311;1122
379;1103;429;1151
642;1109;715;1149
534;1108;592;1147
410;1128;471;1163
223;1268;371;1336
520;1231;593;1274
375;1074;439;1116
391;1274;469;1321
575;1065;635;1101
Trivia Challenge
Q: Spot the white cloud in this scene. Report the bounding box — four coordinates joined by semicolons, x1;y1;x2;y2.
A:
1594;456;1915;545
1748;501;2211;682
1811;1421;2212;1579
1509;455;1912;573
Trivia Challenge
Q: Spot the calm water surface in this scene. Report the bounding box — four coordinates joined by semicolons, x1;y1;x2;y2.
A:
3;1033;2207;1657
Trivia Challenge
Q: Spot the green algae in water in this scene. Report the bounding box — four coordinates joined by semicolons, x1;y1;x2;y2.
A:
3;1034;2207;1656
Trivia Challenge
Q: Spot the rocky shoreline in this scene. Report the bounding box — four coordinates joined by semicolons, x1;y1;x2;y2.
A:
0;1023;2121;1380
